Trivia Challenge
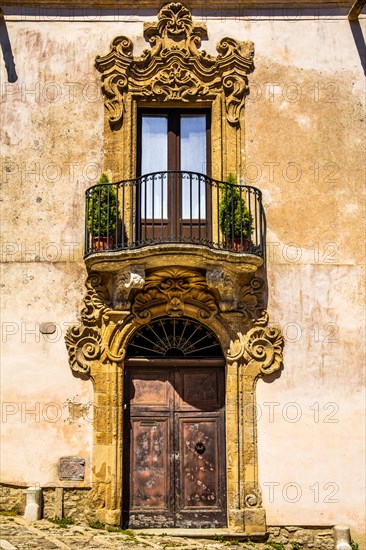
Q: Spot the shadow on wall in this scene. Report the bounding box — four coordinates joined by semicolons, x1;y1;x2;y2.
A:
349;19;366;75
0;8;18;83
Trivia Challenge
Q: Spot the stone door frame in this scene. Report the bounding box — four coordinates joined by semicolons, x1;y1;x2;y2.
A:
65;268;283;534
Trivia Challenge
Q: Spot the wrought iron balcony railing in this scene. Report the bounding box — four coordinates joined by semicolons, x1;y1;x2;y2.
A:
85;171;265;257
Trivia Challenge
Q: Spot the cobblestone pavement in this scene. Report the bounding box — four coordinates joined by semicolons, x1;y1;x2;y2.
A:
0;516;281;550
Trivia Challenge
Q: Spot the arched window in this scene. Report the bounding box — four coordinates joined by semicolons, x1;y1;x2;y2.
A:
126;317;223;358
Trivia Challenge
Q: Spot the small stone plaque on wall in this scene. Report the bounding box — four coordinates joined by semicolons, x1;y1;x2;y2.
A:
59;457;85;481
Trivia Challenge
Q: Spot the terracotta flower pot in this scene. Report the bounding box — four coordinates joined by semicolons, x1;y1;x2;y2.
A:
92;236;115;251
228;238;251;251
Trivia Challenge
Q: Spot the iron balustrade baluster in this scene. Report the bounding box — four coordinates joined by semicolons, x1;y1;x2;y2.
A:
115;183;118;246
85;190;89;254
152;174;155;241
230;183;234;249
135;178;139;245
205;176;208;243
84;171;265;258
179;172;183;243
97;186;101;249
254;189;258;252
216;180;220;249
160;173;164;241
90;189;94;248
107;184;109;245
198;174;201;242
205;177;208;243
121;182;125;249
261;196;266;261
168;172;172;242
115;183;118;248
239;185;244;250
189;173;193;241
144;176;147;244
247;186;252;252
138;177;141;244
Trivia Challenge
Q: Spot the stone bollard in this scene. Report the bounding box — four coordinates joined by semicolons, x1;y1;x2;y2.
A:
24;487;42;521
333;525;352;550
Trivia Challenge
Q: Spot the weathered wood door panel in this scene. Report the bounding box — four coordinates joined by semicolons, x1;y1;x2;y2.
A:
123;366;226;528
174;368;226;527
175;415;225;527
124;369;174;527
175;368;223;411
129;416;172;508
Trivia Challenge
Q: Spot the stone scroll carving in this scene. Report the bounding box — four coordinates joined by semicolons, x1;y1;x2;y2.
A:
244;490;262;508
227;312;284;376
95;2;254;127
65;274;128;375
65;275;110;375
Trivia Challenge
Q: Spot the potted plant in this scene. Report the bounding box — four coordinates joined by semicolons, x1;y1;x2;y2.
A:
219;173;253;251
87;173;118;251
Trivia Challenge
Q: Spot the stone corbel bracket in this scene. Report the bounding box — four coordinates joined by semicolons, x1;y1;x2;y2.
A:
95;2;254;127
206;268;240;311
112;267;145;310
206;268;266;323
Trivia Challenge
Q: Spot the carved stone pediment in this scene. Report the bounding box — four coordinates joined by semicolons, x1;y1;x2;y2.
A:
65;267;219;375
95;2;254;126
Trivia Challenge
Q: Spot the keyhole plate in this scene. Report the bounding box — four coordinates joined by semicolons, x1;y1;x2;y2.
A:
195;442;205;455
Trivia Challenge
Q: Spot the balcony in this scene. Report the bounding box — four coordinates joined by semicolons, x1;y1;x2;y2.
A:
84;171;265;273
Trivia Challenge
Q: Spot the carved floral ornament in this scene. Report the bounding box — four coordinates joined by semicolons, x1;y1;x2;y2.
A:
65;268;283;378
95;2;255;126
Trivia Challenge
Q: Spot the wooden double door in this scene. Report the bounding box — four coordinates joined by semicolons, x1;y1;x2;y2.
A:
123;364;227;528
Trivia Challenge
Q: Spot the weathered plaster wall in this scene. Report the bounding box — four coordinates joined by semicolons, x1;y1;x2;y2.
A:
0;8;364;545
239;17;365;545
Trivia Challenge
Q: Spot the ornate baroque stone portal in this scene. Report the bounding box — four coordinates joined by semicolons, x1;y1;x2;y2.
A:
65;267;284;532
65;1;284;535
